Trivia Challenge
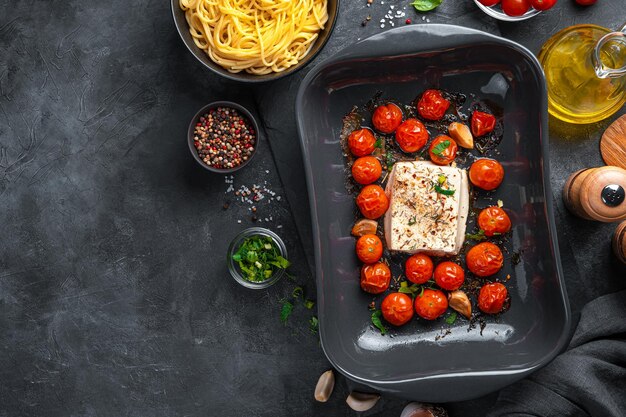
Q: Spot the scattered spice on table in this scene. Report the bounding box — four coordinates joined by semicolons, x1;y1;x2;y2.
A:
193;106;256;170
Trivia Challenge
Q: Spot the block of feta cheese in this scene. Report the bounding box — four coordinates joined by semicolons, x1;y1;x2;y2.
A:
384;161;469;256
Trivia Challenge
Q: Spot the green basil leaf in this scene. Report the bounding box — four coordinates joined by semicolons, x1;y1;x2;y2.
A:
371;310;387;335
445;311;458;325
411;0;443;12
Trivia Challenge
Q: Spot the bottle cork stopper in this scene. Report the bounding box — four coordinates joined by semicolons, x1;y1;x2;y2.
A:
563;166;626;222
613;221;626;264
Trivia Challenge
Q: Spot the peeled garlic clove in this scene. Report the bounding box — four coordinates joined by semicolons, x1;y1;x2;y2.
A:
400;403;436;417
448;122;474;149
448;290;472;319
314;370;335;402
346;392;380;412
351;219;378;237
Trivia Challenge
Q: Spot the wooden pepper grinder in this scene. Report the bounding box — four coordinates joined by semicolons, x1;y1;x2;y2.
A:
613;221;626;264
563;166;626;222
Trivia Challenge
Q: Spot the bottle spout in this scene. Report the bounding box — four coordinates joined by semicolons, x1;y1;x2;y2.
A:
593;30;626;79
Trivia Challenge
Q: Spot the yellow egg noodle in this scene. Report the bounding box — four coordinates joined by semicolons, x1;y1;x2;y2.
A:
180;0;328;75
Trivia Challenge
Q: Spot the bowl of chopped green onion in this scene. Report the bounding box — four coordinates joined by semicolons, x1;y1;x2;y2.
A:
227;227;290;289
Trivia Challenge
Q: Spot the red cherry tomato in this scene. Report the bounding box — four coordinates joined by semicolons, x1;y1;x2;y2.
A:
348;128;376;157
372;103;403;134
574;0;596;5
478;206;512;237
417;90;451;121
395;119;429;153
471;111;496;137
478;0;501;4
405;254;434;285
355;234;383;264
381;293;414;326
501;0;531;16
428;135;458;165
469;159;504;191
414;289;448;320
351;156;382;185
530;0;557;10
360;262;391;294
478;283;508;314
434;261;465;291
466;242;504;277
356;185;389;219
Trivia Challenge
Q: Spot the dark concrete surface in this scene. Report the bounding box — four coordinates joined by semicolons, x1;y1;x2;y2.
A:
0;1;624;416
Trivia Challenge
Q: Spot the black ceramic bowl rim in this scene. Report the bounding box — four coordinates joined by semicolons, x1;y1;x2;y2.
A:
170;0;340;83
187;101;260;173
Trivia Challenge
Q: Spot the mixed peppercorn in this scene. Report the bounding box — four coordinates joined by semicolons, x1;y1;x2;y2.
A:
192;106;256;170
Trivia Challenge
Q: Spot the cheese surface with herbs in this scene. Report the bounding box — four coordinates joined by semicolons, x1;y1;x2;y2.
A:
384;161;469;256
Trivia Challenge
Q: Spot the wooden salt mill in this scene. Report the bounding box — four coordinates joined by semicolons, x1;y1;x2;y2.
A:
613;221;626;264
563;166;626;222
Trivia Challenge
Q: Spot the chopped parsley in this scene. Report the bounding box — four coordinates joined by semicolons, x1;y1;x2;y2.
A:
232;235;290;282
309;316;319;334
280;300;293;324
445;312;458;325
408;216;417;226
371;310;387;335
374;138;383;148
292;286;304;299
430;140;450;156
466;229;486;241
304;299;315;309
385;151;395;170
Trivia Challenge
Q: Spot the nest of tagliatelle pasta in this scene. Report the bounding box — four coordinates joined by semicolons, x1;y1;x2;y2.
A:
179;0;328;75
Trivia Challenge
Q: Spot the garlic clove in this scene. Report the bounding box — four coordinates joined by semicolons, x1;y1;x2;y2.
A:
448;290;472;319
351;219;378;237
314;370;335;402
448;122;474;149
400;403;436;417
346;392;380;412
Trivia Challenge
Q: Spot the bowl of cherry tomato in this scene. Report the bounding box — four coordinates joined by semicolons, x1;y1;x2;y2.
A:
474;0;557;21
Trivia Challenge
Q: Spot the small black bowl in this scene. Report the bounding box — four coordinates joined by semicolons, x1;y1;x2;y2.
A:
187;101;259;173
171;0;339;83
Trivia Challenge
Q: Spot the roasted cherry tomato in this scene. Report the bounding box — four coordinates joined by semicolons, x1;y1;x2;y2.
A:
478;283;508;314
466;242;504;277
530;0;557;10
469;159;504;191
478;0;501;5
381;293;414;326
434;261;465;291
360;262;391;294
471;111;496;137
356;234;383;264
351;156;382;185
501;0;531;16
478;206;512;237
348;128;376;157
372;103;403;134
405;253;434;285
395;119;429;153
356;185;389;219
417;90;450;121
428;135;458;165
574;0;596;5
414;288;448;320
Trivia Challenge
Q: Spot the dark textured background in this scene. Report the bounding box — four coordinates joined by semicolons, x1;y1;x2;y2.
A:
0;1;625;416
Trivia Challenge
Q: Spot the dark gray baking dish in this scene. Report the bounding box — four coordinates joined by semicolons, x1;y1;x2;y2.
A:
295;24;571;402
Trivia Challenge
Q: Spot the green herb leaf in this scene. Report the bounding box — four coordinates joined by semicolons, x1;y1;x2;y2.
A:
411;0;443;12
232;236;290;282
408;216;417;226
292;286;304;299
438;174;447;185
430;139;450;156
309;316;319;334
434;183;455;196
304;299;315;309
280;300;293;324
371;310;387;335
385;151;395;171
374;138;382;148
466;229;486;241
445;311;458;325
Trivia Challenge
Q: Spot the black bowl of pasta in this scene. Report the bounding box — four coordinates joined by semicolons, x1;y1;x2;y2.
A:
171;0;339;83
